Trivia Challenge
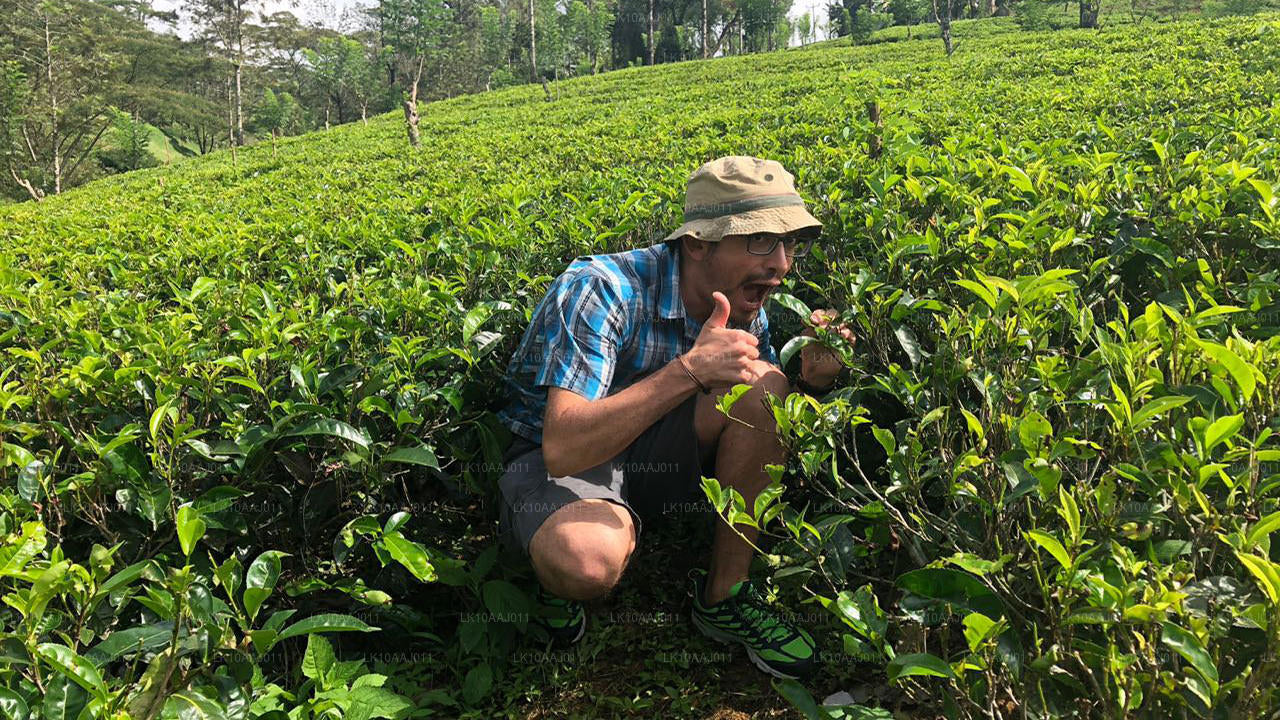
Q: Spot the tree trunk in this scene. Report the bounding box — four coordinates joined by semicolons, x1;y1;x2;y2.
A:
403;58;422;147
933;0;954;55
1079;0;1099;27
529;0;538;81
710;10;739;55
234;61;244;145
648;0;655;64
233;0;245;147
403;94;419;146
588;0;598;70
43;12;62;195
226;75;236;148
702;0;708;58
867;100;882;159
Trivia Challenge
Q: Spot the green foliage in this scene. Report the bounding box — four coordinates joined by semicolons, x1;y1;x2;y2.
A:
96;110;160;173
1015;0;1063;29
1204;0;1280;15
1;10;1280;718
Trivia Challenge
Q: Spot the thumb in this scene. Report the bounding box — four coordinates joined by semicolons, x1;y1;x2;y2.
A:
706;291;731;329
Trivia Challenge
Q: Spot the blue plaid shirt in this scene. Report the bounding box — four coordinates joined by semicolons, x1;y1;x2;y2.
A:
497;241;779;444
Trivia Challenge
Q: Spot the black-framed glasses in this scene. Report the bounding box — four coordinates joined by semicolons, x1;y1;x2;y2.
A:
744;232;814;258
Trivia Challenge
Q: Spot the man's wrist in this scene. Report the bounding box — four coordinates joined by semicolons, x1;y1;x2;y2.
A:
675;353;710;394
795;374;836;396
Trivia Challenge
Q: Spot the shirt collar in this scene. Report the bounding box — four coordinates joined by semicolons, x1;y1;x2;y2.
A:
655;242;684;320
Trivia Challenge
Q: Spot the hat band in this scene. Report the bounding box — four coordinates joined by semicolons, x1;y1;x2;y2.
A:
683;194;805;222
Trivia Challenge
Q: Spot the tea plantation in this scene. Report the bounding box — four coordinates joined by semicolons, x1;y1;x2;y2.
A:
2;11;1280;719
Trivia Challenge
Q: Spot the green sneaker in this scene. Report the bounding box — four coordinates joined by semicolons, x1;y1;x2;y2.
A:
531;584;586;647
690;570;818;679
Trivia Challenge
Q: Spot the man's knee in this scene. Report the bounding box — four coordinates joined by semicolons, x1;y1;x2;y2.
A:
696;364;789;446
529;500;635;600
733;364;789;424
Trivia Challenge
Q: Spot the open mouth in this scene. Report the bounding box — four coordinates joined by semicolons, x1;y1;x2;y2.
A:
741;281;779;307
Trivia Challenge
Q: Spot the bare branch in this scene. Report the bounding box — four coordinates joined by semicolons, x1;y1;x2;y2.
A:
9;166;43;201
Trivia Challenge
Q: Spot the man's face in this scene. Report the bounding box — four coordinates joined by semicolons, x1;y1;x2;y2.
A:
706;234;794;326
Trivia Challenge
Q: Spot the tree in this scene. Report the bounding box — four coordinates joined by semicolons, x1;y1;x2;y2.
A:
795;11;810;45
648;0;656;63
477;4;515;89
563;0;610;74
96;109;158;172
528;0;538;79
0;61;32;198
930;0;956;54
250;87;299;152
189;0;261;147
826;0;866;37
307;36;382;126
886;0;931;24
375;0;449;146
0;0;132;200
1079;0;1101;25
740;0;789;51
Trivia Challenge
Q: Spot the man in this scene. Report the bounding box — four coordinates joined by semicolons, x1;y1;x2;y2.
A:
495;155;853;680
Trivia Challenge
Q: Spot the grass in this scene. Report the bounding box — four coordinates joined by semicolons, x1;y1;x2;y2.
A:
144;123;195;165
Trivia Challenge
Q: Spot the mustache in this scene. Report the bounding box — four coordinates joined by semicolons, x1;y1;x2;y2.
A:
739;274;779;286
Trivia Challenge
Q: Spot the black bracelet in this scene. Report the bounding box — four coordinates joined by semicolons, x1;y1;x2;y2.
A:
795;375;837;396
676;353;711;394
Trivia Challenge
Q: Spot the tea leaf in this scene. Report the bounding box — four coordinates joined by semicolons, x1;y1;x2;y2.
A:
244;550;288;622
276;613;377;641
887;652;956;681
175;504;206;558
287;418;371;448
1203;414;1244;455
383;445;441;470
1160;622;1219;693
1197;340;1257;403
381;532;436;583
1131;395;1192;431
1026;530;1072;570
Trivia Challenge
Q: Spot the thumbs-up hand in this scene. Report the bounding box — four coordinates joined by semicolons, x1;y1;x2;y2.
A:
684;291;767;388
705;289;732;329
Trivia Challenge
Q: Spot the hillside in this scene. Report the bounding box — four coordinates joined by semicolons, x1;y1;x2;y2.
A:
3;13;1280;719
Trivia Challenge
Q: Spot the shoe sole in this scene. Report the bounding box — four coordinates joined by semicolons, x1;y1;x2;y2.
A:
691;609;801;680
568;613;586;644
547;612;587;647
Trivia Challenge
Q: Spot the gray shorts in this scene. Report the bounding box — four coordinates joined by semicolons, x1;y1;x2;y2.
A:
497;395;711;554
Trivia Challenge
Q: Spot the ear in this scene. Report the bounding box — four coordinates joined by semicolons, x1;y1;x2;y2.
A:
682;235;716;262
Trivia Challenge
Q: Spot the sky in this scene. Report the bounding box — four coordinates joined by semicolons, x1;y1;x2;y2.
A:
151;0;832;43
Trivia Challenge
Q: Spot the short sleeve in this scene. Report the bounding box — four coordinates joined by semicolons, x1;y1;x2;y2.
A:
532;271;628;401
753;311;780;367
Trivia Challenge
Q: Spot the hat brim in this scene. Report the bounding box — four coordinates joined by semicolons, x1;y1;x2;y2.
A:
661;204;823;244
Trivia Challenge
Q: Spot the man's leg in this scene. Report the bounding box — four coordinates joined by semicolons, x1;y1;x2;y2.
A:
693;366;792;605
529;499;636;601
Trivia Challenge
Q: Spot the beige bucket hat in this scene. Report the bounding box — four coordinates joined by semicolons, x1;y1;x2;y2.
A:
662;155;823;244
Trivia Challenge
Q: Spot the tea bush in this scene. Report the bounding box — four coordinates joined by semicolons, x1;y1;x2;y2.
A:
2;11;1279;719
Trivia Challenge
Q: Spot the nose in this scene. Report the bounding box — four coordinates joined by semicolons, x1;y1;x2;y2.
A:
766;238;791;277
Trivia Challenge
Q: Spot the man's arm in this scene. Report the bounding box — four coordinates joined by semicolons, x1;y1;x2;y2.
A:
543;359;699;477
543;291;769;477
